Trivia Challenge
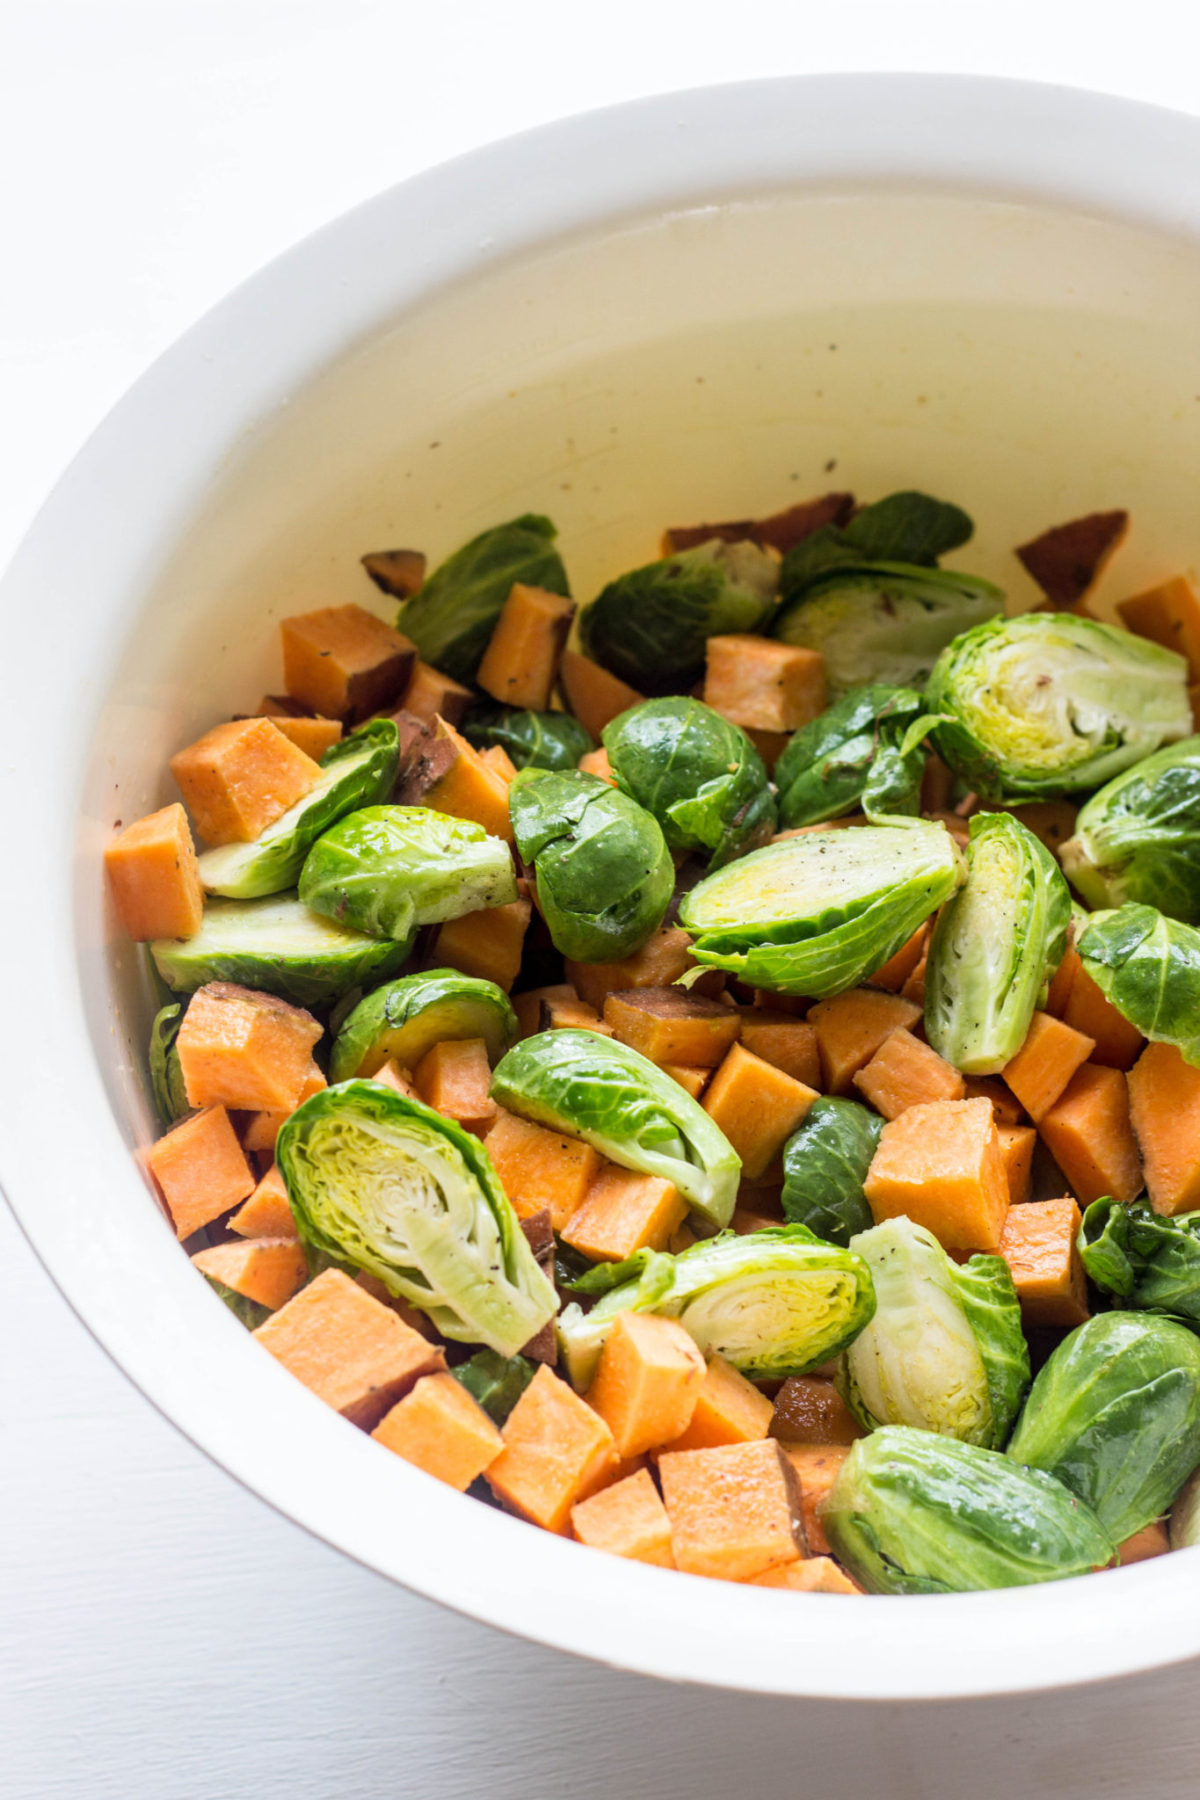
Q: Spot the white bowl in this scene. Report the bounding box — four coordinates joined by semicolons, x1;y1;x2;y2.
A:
4;73;1200;1702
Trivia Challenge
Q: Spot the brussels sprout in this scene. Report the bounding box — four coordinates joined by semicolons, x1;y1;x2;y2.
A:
774;685;942;828
450;1348;537;1425
1006;1312;1200;1543
397;514;569;683
490;1028;741;1227
195;720;401;899
1060;736;1200;923
927;613;1191;799
602;697;776;868
578;538;778;694
557;1224;876;1390
678;820;965;998
840;1218;1029;1448
780;1097;881;1245
1079;1196;1200;1328
507;769;672;962
924;811;1072;1075
463;705;594;772
330;968;517;1082
149;1003;189;1126
1077;904;1200;1066
779;490;976;592
277;1080;556;1356
822;1426;1115;1594
299;805;517;942
151;894;409;1006
773;565;1004;698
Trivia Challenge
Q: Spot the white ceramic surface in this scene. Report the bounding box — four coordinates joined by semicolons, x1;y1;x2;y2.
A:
3;73;1200;1702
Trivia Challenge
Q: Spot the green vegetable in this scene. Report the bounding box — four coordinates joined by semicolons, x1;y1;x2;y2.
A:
1079;1197;1200;1328
927;613;1191;798
195;720;401;899
1060;736;1200;923
556;1224;876;1390
774;685;943;827
924;811;1072;1074
463;705;594;772
151;894;409;1006
780;1097;881;1245
602;697;776;868
1006;1312;1200;1542
578;538;778;694
1077;904;1200;1066
779;490;976;592
507;768;672;962
277;1080;556;1357
203;1275;271;1330
397;514;569;683
331;968;518;1083
1169;1466;1200;1548
678;820;965;997
451;1349;537;1425
149;1003;189;1126
822;1426;1114;1594
299;805;517;942
490;1028;741;1227
840;1218;1029;1448
773;566;1004;698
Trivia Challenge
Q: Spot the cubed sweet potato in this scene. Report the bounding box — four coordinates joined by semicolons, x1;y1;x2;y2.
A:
144;1105;256;1239
603;987;741;1067
703;634;826;734
414;1036;496;1136
661;1063;712;1099
485;1106;601;1230
394;658;474;727
1045;941;1081;1019
540;992;614;1036
807;989;922;1094
577;747;615;784
571;1467;676;1567
176;982;322;1113
370;1061;418;1099
104;803;204;942
558;649;644;742
658;1438;804;1581
769;1377;864;1446
1017;510;1129;609
565;925;695;1014
853;1027;965;1119
1038;1062;1143;1206
280;603;415;721
477;583;575;711
1118;573;1200;681
1127;1042;1200;1216
735;1012;820;1087
864;1095;1009;1251
962;1075;1027;1127
781;1444;852;1557
434;896;531;993
661;492;853;557
485;1363;616;1532
1118;1521;1171;1565
476;743;518;784
1063;964;1146;1071
702;1042;818;1181
1002;1011;1096;1123
867;925;929;994
511;984;577;1038
660;1353;773;1452
229;1163;298;1239
747;1556;862;1593
361;547;427;599
998;1124;1036;1207
192;1237;309;1311
258;715;343;761
240;1061;326;1154
371;1371;503;1490
997;1196;1088;1327
586;1313;705;1458
559;1164;688;1262
394;715;514;841
171;718;321;846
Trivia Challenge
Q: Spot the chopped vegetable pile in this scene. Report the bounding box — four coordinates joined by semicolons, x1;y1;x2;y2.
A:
105;486;1200;1597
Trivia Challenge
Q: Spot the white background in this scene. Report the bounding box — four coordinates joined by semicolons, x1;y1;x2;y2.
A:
5;5;1200;1796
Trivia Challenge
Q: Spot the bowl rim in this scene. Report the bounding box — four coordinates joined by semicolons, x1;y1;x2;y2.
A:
5;72;1200;1702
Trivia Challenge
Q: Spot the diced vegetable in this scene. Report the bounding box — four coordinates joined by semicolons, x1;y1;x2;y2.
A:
191;1237;309;1311
1127;1041;1200;1216
370;1371;503;1491
997;1196;1088;1327
330;969;517;1083
484;1362;616;1533
735;1011;819;1087
229;1164;298;1240
808;988;922;1093
657;1439;804;1581
559;1165;688;1264
172;718;322;847
414;1036;497;1136
482;1106;601;1231
602;988;741;1068
1037;1063;1143;1206
701;1042;818;1181
1118;573;1200;682
863;1095;1010;1252
261;715;344;761
585;1312;706;1458
602;697;776;868
463;704;594;773
476;582;575;711
435;895;532;993
565;924;694;1014
299;804;516;941
394;659;474;727
395;716;515;842
1001;1011;1096;1123
152;893;410;1004
747;1556;861;1593
144;1105;256;1239
997;1124;1035;1206
664;1354;773;1451
781;1443;852;1556
780;1097;882;1246
1077;906;1200;1067
703;634;826;735
769;1375;864;1446
361;546;426;599
1016;509;1128;609
662;488;853;557
105;803;204;942
852;1027;965;1118
240;1061;326;1154
175;982;321;1113
280;603;416;720
559;650;645;742
1061;960;1146;1070
397;515;570;684
570;1467;676;1566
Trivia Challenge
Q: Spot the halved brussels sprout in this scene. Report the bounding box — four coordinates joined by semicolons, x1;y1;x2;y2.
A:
779;489;976;592
1060;736;1200;923
508;768;672;962
299;805;517;942
924;811;1072;1074
196;720;400;899
149;1003;189;1126
578;538;778;694
463;705;594;772
780;1097;881;1245
678;820;965;998
773;565;1003;697
277;1080;556;1356
451;1348;537;1425
490;1028;740;1227
151;894;409;1006
774;685;937;828
927;613;1191;798
397;514;569;683
330;968;518;1082
822;1426;1114;1594
557;1224;876;1390
1006;1312;1200;1543
840;1218;1029;1448
602;697;776;867
1079;1196;1200;1328
1077;904;1200;1066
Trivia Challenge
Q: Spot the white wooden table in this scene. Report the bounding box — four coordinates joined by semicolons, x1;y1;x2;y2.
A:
4;6;1200;1794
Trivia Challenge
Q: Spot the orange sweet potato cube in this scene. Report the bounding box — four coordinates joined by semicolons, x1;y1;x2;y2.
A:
170;718;321;846
864;1095;1010;1251
396;659;474;727
1002;1011;1096;1123
661;1064;712;1100
414;1036;496;1136
371;1371;503;1490
559;650;644;742
658;1439;804;1581
998;1124;1036;1207
260;715;343;760
737;1012;821;1088
435;896;531;993
229;1163;298;1239
476;743;518;783
703;634;826;734
661;1353;774;1452
485;1363;616;1533
192;1237;309;1311
104;803;204;941
280;602;415;721
1038;1062;1143;1206
565;926;694;1014
484;1107;601;1230
144;1105;256;1238
769;1377;864;1446
240;1061;326;1154
511;984;577;1038
868;926;929;994
962;1075;1027;1127
176;982;322;1113
559;1164;688;1262
807;989;922;1094
398;716;514;842
1045;941;1081;1019
747;1556;862;1593
571;1467;676;1567
852;1026;965;1119
577;747;616;784
476;583;575;712
602;988;741;1067
585;1313;706;1458
253;1267;445;1429
1127;1042;1200;1216
540;992;614;1036
1118;574;1200;681
781;1444;852;1556
702;1042;818;1180
362;546;427;598
1118;1521;1171;1565
370;1061;419;1099
998;1196;1089;1327
1063;965;1146;1071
